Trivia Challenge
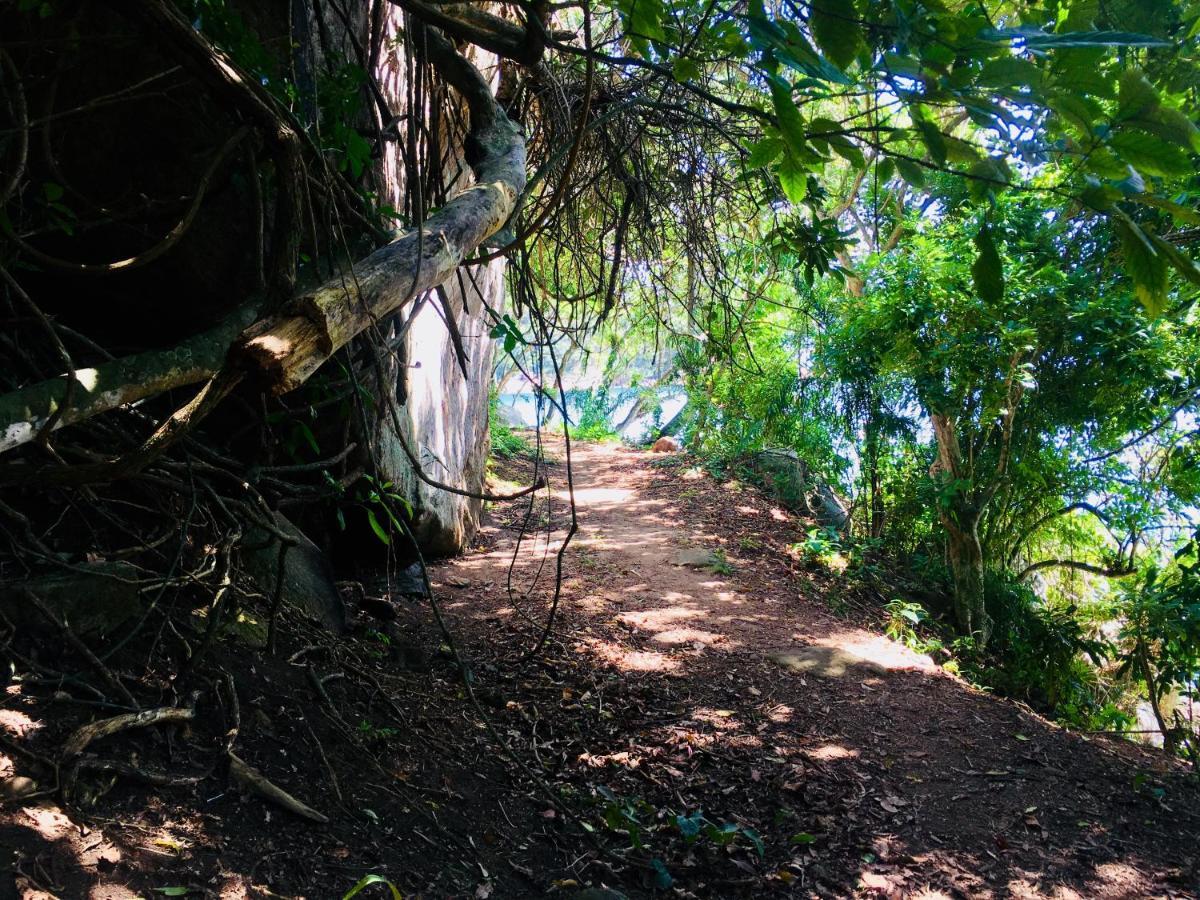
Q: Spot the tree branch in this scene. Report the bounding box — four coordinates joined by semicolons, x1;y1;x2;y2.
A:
1017;558;1137;581
233;25;526;395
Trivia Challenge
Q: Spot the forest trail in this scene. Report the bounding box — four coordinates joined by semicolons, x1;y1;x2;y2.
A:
434;440;1200;898
2;441;1197;900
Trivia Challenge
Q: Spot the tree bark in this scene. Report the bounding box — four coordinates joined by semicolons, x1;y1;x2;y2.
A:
930;412;993;644
233;27;525;396
0;302;261;456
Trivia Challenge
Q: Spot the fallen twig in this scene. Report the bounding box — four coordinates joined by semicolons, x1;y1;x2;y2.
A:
228;752;329;823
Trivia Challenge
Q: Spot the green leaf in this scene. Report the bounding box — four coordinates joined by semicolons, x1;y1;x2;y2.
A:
978;57;1043;91
1049;93;1098;135
617;0;665;55
295;421;320;455
910;106;947;165
972;223;1004;304
746;135;784;169
895;158;927;188
790;832;818;844
1117;69;1159;120
1110;130;1192;177
154;890;190;898
1133;106;1200;154
343;874;403;900
1149;233;1200;287
1134;195;1200;225
777;151;808;204
980;27;1170;49
808;0;863;70
967;157;1011;203
672;56;701;83
1115;215;1169;316
651;858;673;889
768;76;808;158
366;508;391;546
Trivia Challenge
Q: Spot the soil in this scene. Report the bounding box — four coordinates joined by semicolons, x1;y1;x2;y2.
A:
2;438;1198;899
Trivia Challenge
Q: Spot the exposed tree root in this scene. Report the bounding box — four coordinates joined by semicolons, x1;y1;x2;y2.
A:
228;752;330;823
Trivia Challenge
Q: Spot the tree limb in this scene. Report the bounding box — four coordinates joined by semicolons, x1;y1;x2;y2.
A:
0;301;261;456
1017;558;1137;581
233;25;526;395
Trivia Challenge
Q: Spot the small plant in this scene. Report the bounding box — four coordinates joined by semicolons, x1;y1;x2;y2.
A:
343;875;402;900
674;810;764;858
357;719;401;743
707;548;734;575
595;786;652;849
792;526;847;573
884;599;928;647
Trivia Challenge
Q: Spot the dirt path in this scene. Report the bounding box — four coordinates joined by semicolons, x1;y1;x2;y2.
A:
435;440;1200;898
2;441;1197;899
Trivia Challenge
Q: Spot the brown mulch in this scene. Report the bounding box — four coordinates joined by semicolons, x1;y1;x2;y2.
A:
1;439;1197;899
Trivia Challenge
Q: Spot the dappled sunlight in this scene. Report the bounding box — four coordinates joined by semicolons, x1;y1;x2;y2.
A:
767;704;794;723
617;607;701;629
807;743;858;761
20;805;72;841
688;707;742;731
816;631;938;673
650;627;730;646
561;486;635;506
0;708;42;737
582;637;680;673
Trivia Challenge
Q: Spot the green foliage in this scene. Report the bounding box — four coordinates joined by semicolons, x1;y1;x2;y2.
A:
1116;529;1200;756
961;575;1116;722
568;385;621;442
342;874;402;900
675;810;764;857
884;599;943;656
355;476;413;547
488;390;531;460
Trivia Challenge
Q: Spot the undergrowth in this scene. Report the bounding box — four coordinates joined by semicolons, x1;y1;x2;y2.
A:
489;390;532;459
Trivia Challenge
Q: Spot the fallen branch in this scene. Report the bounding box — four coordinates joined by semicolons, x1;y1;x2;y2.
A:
75;756;203;788
60;705;196;760
0;299;260;456
228;752;329;823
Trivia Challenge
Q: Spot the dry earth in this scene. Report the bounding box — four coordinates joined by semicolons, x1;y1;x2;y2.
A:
1;438;1197;899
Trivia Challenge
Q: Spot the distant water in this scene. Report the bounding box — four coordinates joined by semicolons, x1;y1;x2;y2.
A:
497;389;686;442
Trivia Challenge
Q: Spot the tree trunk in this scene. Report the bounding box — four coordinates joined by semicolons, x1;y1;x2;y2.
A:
941;510;990;643
930;412;993;644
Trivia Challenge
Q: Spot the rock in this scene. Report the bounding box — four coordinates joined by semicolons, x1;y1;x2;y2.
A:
0;776;39;801
651;435;682;452
671;548;720;568
749;449;850;530
750;448;809;509
391;562;429;599
0;561;140;638
241;512;346;634
768;646;884;678
810;482;851;531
